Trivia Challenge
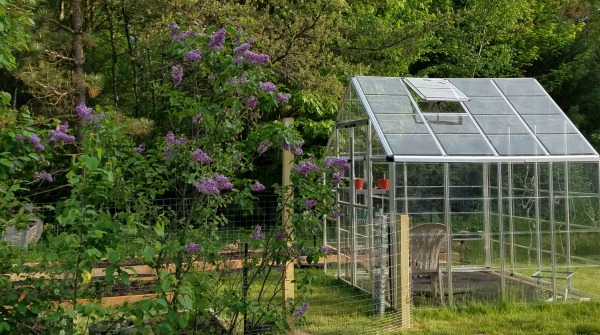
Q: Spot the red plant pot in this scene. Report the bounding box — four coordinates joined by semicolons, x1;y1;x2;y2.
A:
377;178;390;190
354;179;365;190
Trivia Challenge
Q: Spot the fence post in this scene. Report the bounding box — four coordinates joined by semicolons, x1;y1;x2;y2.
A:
282;118;295;306
396;214;411;327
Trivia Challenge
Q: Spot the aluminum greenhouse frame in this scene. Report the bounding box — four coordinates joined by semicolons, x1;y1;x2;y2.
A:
325;77;600;308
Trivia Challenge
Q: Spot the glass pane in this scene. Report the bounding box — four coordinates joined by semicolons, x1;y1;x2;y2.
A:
354;125;368;154
385;134;442;155
437;134;495;155
507;96;562;115
537;134;597;155
356;76;406;95
337;128;350;155
449;78;501;97
494;78;546;96
487;134;546;156
366;95;415;114
473;115;530;134
426;114;479;134
521;115;578;134
463;97;515;115
338;85;367;121
371;125;386;156
375;114;429;134
404;78;469;101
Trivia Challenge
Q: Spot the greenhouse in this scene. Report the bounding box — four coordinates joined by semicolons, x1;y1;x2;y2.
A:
324;77;600;310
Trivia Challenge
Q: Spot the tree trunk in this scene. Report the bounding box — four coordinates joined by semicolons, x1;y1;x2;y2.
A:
72;0;86;108
106;2;118;106
121;0;139;116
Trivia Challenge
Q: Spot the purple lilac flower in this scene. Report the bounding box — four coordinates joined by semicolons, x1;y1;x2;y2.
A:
251;224;265;240
169;22;179;34
234;43;251;54
28;133;45;151
193;178;220;195
192;149;212;164
276;92;291;104
325;156;350;171
292;161;319;177
304;199;317;209
183;49;201;62
293;302;309;319
207;28;226;49
185;242;200;254
33;171;53;182
259;81;276;92
332;171;343;185
47;122;75;146
321;245;330;254
245;96;258;108
257;140;272;155
251;182;266;192
282;142;292;151
207;75;217;84
134;143;146;155
214;174;234;190
15;134;26;142
76;103;104;123
192;114;203;123
294;147;303;156
276;232;288;241
328;210;344;219
172;65;183;86
243;51;270;65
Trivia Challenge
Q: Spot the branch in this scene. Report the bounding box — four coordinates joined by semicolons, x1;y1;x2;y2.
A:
44;48;75;63
45;17;74;33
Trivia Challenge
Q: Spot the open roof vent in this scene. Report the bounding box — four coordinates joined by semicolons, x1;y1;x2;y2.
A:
404;78;469;102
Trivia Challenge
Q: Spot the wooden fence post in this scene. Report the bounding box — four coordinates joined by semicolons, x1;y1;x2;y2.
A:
282;118;295;306
396;214;411;327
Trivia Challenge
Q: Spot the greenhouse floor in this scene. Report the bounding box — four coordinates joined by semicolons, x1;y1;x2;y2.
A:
412;270;581;305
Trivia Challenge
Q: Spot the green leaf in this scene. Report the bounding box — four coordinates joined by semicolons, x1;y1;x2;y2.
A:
177;294;193;310
81;155;99;171
120;271;130;284
0;92;10;106
141;246;154;262
178;312;189;328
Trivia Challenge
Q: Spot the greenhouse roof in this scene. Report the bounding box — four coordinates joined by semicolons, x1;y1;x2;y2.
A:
332;77;599;163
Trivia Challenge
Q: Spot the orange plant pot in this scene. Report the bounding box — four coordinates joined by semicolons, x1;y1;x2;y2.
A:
354;178;365;190
377;178;390;190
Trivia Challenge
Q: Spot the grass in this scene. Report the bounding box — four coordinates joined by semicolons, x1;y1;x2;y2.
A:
297;268;600;335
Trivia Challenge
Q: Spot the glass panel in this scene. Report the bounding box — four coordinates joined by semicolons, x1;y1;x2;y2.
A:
449;78;500;97
338;85;367;121
375;114;429;134
356;76;407;95
487;134;546;156
473;115;530;134
437;134;495;155
521;115;578;134
366;95;415;114
371;125;386;156
463;97;515;115
537;134;597;155
385;134;442;155
494;78;546;96
337;128;350;155
507;96;562;115
404;78;469;101
426;114;479;134
418;101;465;113
354;125;369;155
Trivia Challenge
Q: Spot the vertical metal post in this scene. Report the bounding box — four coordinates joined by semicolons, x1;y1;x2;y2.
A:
535;162;542;273
508;163;515;274
483;163;492;267
389;161;397;306
565;161;571;272
549;162;557;299
350;127;357;286
403;162;409;214
498;163;506;301
282;118;295;305
444;163;453;304
367;125;375;298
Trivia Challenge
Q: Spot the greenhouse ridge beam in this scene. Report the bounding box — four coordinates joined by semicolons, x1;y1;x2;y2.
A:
387;154;600;163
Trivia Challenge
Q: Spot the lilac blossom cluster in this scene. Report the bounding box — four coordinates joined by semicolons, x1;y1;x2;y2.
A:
257;140;272;155
207;28;226;49
243;50;269;65
172;65;183;86
47;123;75;146
293;302;309;319
183;49;201;62
193;174;234;194
169;22;196;42
251;224;265;240
245;96;258;108
276;92;291;104
325;156;350;185
76;104;104;123
163;131;188;160
304;199;317;209
259;81;276;92
328;210;344;219
34;171;53;182
27;133;45;151
192;149;212;164
321;245;330;253
292;160;319;176
185;242;200;254
134;143;146;155
251;182;265;192
282;140;303;156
